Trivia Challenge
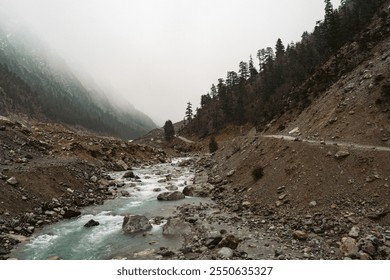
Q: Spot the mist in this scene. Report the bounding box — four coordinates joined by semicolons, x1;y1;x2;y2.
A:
0;0;341;125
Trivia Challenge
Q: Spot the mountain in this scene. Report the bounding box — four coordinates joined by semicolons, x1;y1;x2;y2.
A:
0;21;156;140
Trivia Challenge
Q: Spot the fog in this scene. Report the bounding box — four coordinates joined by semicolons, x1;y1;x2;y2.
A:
0;0;341;125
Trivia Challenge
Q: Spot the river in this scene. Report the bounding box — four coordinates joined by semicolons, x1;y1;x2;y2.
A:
13;158;205;260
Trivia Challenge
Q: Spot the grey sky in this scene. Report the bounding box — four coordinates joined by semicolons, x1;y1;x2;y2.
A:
0;0;341;125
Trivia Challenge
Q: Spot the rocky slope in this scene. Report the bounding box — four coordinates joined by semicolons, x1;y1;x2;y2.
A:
0;116;167;259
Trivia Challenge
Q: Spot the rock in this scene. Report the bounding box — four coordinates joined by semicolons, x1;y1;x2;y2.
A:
84;219;100;228
182;183;214;197
293;230;309;240
116;160;129;170
344;83;355;92
6;177;18;186
134;249;156;257
359;251;373;260
360;240;377;257
309;201;317;207
334;149;350;159
90;176;98;183
226;170;235;177
340;237;359;258
153;188;162;192
123;171;135;179
122;215;152;233
278;193;287;200
162;217;191;236
63;208;81;219
348;226;360;238
165;185;178;191
48;256;61;260
275;200;283;207
217;247;234;259
218;235;240;249
157;191;185;201
121;190;131;197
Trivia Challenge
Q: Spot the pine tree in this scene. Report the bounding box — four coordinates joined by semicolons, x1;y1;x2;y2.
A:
248;55;258;79
275;38;285;61
185;102;193;121
238;61;249;82
163;120;175;142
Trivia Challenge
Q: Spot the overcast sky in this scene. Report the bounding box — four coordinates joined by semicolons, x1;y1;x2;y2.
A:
0;0;341;125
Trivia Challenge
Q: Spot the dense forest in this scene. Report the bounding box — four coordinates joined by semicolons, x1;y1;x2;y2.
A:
184;0;387;136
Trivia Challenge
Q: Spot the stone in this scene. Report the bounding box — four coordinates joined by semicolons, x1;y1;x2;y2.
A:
153;188;162;192
217;247;234;259
278;194;287;200
182;183;214;197
162;217;191;236
335;149;350;159
121;190;131;197
165;185;178;191
122;215;152;233
6;177;18;186
84;219;100;228
348;226;360;238
116;160;129;170
90;176;98;183
359;251;373;260
309;201;317;207
63;208;81;219
123;171;135;179
218;235;240;249
157;191;185;201
340;237;359;258
275;200;283;207
226;170;235;177
293;230;309;240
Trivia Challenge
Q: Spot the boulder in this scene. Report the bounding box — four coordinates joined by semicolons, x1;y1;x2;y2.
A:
348;226;360;238
63;208;81;219
123;171;135;179
120;190;131;197
157;191;185;201
84;219;100;228
340;237;359;258
162;217;191;236
122;215;152;233
182;183;214;197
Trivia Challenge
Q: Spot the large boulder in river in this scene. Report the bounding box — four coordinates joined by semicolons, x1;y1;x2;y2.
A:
157;191;185;201
122;215;152;233
162;217;191;236
84;219;100;228
182;183;214;197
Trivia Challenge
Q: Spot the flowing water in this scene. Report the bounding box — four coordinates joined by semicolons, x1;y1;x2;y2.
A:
14;158;203;260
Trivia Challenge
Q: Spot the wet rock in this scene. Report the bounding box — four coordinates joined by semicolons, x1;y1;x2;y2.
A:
121;190;131;197
63;208;81;219
153;188;162;192
293;230;309;240
165;185;178;191
122;215;152;233
217;247;234;259
218;235;240;249
123;171;135;179
6;177;18;186
162;217;191;236
157;191;185;201
84;219;100;228
340;237;359;258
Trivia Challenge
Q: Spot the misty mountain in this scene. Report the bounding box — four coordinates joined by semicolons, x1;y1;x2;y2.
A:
0;22;156;140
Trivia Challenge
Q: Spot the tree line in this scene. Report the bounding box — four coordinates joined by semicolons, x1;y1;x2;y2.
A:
184;0;386;137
